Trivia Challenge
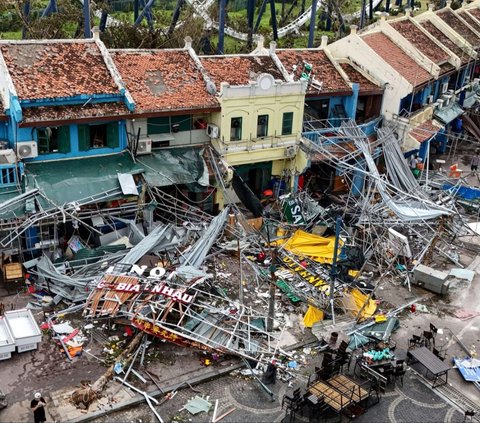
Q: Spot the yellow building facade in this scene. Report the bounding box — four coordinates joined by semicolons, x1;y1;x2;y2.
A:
208;74;309;208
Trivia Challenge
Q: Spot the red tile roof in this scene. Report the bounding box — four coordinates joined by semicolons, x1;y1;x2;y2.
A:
276;49;351;94
410;120;440;143
112;50;219;113
458;10;480;33
439;62;455;74
467;7;480;22
0;41;119;101
420;20;470;64
21;102;131;125
362;32;432;86
436;9;480;46
339;63;382;93
200;55;285;90
390;20;450;64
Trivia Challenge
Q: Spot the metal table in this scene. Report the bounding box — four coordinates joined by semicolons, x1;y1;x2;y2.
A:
407;346;451;388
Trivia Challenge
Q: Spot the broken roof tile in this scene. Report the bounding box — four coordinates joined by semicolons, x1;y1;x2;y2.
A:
410;120;441;143
200;55;285;90
390;20;450;64
0;41;119;101
362;32;431;86
420;20;470;64
467;7;480;22
21;102;131;125
112;50;219;113
458;10;480;33
276;49;351;94
339;62;382;93
436;9;480;47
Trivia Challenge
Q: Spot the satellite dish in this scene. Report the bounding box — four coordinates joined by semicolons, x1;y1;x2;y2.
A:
206;80;217;95
257;73;274;90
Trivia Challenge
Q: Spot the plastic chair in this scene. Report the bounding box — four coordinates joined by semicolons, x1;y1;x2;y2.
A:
423;331;434;348
408;334;423;350
282;388;302;410
393;363;406;387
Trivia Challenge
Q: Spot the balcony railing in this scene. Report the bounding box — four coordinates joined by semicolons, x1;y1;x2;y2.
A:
214;135;297;154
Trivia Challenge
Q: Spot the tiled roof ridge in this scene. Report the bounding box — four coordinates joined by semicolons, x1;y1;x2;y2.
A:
389;17;451;65
337;58;382;88
361;31;431;85
0;48;17;112
0;38;95;45
437;7;480;44
92;31;135;111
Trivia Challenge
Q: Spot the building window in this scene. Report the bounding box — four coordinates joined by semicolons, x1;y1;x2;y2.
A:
281;112;294;135
230;117;242;141
257;115;268;138
78;122;119;151
38;126;71;154
148;115;192;135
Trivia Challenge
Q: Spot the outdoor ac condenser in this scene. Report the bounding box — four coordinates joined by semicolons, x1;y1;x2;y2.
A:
136;138;152;155
16;141;38;159
206;124;219;138
412;264;450;295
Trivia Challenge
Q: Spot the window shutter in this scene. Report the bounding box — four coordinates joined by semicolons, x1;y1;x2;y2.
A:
282;112;294;135
57;126;71;153
78;125;90;151
106;122;120;149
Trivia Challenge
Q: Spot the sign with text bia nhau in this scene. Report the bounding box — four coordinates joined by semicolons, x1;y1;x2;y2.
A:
96;264;193;304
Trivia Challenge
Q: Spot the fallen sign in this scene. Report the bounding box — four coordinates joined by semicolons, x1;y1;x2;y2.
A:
96;278;193;304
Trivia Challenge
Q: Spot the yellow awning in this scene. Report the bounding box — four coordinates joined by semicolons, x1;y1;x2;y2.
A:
281;229;342;264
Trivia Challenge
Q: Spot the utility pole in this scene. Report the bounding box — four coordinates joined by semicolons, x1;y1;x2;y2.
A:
267;250;277;332
329;217;342;325
265;216;277;332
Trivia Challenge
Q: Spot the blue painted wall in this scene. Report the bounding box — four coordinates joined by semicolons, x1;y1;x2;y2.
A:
0;122;7;140
17;120;127;162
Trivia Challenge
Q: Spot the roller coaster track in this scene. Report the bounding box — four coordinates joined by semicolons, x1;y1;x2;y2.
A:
87;0;382;42
185;0;383;41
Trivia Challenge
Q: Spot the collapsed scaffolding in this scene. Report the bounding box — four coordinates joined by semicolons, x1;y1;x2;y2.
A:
300;119;474;274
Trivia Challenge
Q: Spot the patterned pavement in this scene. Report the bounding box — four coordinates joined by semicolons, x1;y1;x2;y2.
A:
89;367;466;423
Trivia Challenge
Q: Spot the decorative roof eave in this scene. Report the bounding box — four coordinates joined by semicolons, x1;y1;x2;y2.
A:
0;48;17;113
379;16;440;79
92;29;136;112
19;105;222;128
305;89;353;98
405;15;462;69
335;57;384;90
321;37;354;90
184;37;218;96
19;113;133;128
20;93;126;108
414;9;478;59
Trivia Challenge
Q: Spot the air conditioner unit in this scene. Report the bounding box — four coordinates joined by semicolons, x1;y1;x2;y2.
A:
206;124;219;138
0;149;17;164
442;94;452;107
16;141;38;159
285;146;297;158
136;138;152;155
426;95;434;104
